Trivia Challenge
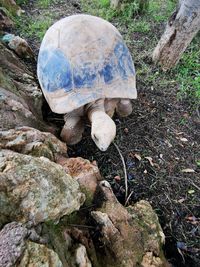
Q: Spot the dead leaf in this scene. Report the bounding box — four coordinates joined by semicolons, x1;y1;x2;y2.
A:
185;216;197;222
181;169;195;173
188;189;195;194
114;175;121;182
165;140;172;148
145;156;154;167
176;132;184;135
134;153;141;161
179;137;188;142
144;169;148;174
177;198;185;203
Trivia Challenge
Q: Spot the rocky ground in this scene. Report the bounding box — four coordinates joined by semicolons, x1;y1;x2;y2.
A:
0;0;200;266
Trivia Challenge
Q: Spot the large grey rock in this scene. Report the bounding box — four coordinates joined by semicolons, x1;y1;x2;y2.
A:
0;42;50;131
0;0;23;16
90;181;168;267
0;221;63;267
0;150;85;226
0;222;28;267
0;126;67;161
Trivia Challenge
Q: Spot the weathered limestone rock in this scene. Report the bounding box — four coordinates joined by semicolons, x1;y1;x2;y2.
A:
90;181;168;267
0;222;28;267
18;241;63;267
0;8;14;30
57;157;102;205
0;150;85;226
44;180;168;267
128;200;166;256
0;221;63;267
2;34;34;59
74;244;92;267
141;252;164;267
0;0;23;16
0;127;67;161
0;42;50;131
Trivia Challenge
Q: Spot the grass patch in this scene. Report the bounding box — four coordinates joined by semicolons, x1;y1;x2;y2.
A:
129;20;150;33
16;0;29;4
148;0;175;22
81;0;146;22
175;39;200;106
81;0;116;21
37;0;54;9
15;15;52;41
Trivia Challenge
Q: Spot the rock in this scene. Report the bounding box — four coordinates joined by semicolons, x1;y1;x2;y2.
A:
0;149;85;226
75;244;92;267
43;180;168;267
18;241;63;267
141;252;164;267
0;42;50;131
0;0;23;16
0;222;28;267
0;221;63;267
90;181;168;267
2;34;34;59
0;127;67;161
128;200;166;256
57;157;102;205
0;8;14;30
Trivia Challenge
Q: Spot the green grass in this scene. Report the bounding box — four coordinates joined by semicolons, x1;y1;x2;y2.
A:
15;15;52;41
16;0;29;4
37;0;54;8
81;0;144;23
148;0;175;22
175;39;200;105
128;20;150;33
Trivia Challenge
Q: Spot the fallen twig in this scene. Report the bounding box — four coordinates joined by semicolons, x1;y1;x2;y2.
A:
113;142;128;200
125;191;134;206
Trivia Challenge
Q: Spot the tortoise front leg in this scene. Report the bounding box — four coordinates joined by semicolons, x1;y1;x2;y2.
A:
60;110;84;145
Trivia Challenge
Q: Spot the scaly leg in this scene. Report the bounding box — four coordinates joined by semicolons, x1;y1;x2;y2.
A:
104;98;119;118
116;99;132;117
60;108;84;145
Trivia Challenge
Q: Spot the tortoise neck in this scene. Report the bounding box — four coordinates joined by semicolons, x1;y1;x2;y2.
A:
88;110;107;123
86;99;105;121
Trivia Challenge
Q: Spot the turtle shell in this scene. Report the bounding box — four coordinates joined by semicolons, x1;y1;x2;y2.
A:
37;14;137;114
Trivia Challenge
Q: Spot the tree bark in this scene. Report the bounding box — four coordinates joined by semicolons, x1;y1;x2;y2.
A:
153;0;200;71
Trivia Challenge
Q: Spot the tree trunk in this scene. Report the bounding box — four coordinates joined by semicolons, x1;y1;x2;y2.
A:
153;0;200;71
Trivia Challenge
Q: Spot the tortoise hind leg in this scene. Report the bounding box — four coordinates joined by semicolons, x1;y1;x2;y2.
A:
60;113;84;145
116;99;132;117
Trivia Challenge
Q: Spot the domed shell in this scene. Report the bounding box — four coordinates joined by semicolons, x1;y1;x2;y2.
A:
37;14;137;114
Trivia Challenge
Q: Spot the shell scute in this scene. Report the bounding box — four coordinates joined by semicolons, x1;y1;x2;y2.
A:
38;49;72;93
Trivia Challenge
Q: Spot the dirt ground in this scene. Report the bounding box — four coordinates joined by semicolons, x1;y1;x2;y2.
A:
17;1;200;266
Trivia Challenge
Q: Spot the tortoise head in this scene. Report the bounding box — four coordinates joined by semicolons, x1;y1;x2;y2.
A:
91;111;116;151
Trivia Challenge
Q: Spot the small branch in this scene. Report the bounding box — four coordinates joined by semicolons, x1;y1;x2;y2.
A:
66;224;95;229
113;142;128;200
125;191;134;207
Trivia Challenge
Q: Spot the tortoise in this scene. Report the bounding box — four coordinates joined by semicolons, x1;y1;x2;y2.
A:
37;14;137;151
